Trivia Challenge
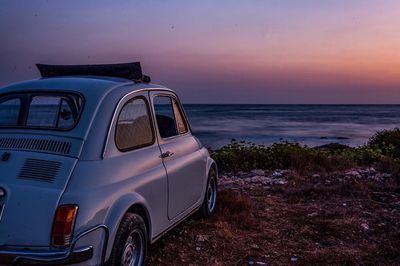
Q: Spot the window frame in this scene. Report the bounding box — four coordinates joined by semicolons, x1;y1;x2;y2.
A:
153;94;191;140
0;90;85;131
114;95;156;152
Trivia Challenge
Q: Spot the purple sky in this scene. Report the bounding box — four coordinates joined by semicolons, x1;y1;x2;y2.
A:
1;0;400;103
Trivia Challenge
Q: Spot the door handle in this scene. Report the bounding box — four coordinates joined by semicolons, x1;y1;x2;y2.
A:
160;151;174;158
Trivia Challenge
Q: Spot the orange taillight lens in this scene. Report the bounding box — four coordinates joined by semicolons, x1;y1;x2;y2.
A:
52;205;78;247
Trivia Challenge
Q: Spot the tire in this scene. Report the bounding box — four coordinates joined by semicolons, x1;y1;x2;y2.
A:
198;168;218;218
107;213;147;266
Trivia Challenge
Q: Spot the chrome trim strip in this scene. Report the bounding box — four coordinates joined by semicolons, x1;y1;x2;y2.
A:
0;204;4;222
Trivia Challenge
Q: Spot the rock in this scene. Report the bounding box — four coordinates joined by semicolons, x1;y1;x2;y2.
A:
361;223;369;230
250;244;260;249
195;234;207;242
248;260;266;266
251;169;265;176
195;246;201;251
342;203;347;207
312;174;320;178
272;169;291;178
307;212;318;217
275;179;287;185
345;170;361;178
291;255;298;262
272;170;284;178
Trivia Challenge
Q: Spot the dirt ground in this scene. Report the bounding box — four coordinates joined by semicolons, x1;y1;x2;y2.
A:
146;170;400;265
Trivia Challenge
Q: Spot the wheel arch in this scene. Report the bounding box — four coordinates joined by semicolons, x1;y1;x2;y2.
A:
126;203;151;242
104;193;152;261
207;156;218;177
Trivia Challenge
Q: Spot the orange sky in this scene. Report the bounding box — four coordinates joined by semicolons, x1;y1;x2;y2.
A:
1;0;400;103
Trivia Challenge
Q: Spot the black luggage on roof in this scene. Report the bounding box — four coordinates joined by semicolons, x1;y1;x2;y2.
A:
36;62;151;83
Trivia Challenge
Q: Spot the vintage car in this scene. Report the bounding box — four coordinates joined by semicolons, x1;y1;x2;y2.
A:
0;62;218;265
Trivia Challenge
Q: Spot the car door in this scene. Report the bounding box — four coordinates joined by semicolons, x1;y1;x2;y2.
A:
150;91;206;219
101;90;170;236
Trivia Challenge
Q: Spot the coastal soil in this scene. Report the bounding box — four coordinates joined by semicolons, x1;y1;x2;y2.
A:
146;169;400;265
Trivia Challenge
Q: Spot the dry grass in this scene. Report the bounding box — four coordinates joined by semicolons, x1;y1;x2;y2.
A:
147;175;400;265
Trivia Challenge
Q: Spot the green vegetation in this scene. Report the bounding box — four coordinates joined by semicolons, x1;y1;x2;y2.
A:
211;128;400;175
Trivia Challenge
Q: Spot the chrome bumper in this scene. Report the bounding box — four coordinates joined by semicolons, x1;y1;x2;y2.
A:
0;224;109;265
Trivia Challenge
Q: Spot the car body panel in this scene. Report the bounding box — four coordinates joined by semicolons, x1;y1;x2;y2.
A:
0;76;216;265
0;150;78;246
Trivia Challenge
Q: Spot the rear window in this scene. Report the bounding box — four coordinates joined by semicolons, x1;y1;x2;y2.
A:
0;92;83;130
0;98;21;126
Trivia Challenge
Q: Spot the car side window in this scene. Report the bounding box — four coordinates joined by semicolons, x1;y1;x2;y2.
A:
172;98;188;134
115;97;154;151
154;96;178;138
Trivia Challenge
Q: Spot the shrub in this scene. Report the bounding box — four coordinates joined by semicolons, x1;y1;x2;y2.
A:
212;140;356;174
367;128;400;159
211;129;400;173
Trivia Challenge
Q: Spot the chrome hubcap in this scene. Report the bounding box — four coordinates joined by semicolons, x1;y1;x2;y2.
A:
207;176;217;212
122;230;144;266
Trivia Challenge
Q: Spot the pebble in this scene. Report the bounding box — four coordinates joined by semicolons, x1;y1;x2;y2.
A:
251;169;265;176
361;223;369;230
195;234;207;242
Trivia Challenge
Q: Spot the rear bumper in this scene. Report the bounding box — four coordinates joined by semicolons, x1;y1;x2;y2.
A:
0;224;109;265
0;246;92;265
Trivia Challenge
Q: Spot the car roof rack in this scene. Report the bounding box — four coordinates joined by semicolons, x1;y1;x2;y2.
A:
36;62;151;83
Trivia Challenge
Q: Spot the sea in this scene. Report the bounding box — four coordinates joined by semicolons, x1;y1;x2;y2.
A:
183;105;400;149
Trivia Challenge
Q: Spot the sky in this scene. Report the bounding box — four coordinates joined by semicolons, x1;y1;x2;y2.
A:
0;0;400;104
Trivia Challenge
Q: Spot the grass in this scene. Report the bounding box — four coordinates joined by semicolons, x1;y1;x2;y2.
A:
211;128;400;176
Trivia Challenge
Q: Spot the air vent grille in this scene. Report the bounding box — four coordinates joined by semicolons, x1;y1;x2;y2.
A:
18;159;62;183
0;138;71;155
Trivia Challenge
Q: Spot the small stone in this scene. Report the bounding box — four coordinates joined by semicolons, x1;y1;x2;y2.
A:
195;234;207;242
291;255;298;262
276;179;287;185
361;223;369;230
196;246;201;251
342;203;347;207
312;174;320;178
307;212;318;217
251;244;260;249
345;170;361;178
272;170;283;178
255;262;267;265
251;169;265;176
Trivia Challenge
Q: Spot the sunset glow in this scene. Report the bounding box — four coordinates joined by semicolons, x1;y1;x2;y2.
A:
1;0;400;103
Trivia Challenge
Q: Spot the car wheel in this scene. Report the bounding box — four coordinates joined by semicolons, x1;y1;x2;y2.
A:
107;213;147;266
198;168;218;218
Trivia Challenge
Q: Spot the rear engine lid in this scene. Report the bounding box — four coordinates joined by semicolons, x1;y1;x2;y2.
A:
0;144;80;246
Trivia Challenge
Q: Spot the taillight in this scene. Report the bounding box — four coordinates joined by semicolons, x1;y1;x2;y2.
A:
52;205;78;247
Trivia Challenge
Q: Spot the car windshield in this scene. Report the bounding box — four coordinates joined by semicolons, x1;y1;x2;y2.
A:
0;92;84;130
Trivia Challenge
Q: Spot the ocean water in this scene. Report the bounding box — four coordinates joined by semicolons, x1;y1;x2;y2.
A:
183;105;400;149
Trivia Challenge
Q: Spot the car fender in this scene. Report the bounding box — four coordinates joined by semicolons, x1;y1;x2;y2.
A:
205;156;218;193
103;192;151;260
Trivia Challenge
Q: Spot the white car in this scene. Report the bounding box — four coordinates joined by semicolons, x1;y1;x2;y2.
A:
0;62;218;265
